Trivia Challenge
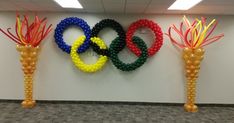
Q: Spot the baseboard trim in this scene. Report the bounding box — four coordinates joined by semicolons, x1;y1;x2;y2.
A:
0;99;233;107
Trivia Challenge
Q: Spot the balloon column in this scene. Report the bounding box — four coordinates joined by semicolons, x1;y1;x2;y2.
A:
0;14;52;108
166;16;224;112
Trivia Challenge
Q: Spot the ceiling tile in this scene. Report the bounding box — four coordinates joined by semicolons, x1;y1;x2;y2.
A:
11;1;40;11
79;0;104;13
102;0;125;13
0;1;24;11
125;0;151;13
0;0;233;15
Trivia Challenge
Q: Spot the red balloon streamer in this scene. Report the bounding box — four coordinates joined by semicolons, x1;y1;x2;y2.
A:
0;13;52;47
165;16;224;49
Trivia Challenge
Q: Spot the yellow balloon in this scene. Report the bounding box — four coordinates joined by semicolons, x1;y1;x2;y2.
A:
70;35;108;73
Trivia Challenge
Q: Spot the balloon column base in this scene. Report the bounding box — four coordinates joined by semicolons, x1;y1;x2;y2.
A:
21;100;36;108
184;103;198;112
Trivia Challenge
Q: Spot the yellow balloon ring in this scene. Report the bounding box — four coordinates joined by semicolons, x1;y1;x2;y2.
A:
70;35;108;73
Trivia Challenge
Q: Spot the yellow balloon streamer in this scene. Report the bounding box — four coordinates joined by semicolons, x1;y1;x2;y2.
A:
70;36;108;73
16;45;40;108
194;19;216;48
16;17;25;44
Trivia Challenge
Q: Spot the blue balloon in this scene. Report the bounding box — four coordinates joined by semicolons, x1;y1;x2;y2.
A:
54;17;91;54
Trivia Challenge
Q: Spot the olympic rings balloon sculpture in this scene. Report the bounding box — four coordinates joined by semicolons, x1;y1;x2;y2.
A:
54;17;163;73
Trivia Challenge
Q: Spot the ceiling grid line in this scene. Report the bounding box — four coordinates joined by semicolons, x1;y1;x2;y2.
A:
143;0;153;14
100;0;106;13
124;0;127;14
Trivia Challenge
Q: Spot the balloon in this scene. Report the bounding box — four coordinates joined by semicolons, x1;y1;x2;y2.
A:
91;19;125;57
0;14;52;109
0;14;52;47
166;16;224;49
17;44;41;108
70;36;108;73
126;19;163;57
54;17;91;54
166;16;224;112
109;36;148;71
182;48;205;112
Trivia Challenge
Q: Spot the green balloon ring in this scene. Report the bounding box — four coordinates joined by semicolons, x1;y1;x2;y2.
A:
109;36;148;71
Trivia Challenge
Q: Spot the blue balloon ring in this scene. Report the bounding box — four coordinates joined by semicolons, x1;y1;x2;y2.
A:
54;17;91;54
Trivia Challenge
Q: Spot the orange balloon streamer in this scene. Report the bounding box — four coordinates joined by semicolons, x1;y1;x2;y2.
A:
166;16;224;112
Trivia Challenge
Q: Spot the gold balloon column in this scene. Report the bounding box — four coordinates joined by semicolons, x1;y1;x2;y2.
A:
17;45;40;108
0;14;52;108
183;48;204;112
166;16;224;112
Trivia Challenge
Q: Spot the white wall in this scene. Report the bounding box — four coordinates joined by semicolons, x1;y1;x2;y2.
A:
0;12;233;104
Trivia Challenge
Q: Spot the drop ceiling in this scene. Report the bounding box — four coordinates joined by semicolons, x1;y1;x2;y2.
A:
0;0;233;15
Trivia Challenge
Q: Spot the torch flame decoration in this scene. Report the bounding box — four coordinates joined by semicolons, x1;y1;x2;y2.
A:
0;13;52;46
0;13;52;108
166;16;224;112
166;16;224;49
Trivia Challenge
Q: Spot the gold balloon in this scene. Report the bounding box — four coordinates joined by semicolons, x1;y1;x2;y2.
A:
17;45;40;108
183;48;205;112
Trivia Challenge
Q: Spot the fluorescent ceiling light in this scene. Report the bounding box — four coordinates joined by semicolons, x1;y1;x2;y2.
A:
168;0;202;10
54;0;83;9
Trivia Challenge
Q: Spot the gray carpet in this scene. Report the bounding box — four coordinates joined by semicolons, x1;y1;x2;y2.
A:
0;102;234;123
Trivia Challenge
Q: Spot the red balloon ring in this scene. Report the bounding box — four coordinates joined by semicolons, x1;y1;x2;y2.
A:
126;19;163;57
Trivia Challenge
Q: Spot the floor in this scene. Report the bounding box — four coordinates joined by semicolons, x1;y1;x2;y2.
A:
0;101;234;123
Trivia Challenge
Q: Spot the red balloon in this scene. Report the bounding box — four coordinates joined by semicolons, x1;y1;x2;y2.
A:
126;19;163;57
